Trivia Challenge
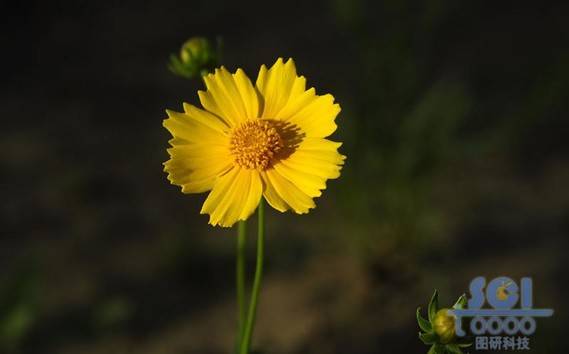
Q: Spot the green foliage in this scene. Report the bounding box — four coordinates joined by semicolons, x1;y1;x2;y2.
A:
92;296;133;331
428;289;438;323
452;294;467;310
0;269;38;353
416;307;431;332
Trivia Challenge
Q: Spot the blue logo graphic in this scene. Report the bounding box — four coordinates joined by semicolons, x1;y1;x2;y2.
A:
450;276;553;341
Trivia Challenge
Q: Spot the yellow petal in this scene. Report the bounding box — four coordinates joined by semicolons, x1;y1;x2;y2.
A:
240;171;263;220
264;169;315;214
293;137;345;164
163;109;229;144
272;137;344;199
260;172;289;212
183;102;229;132
199;67;259;127
233;68;259;120
256;58;307;119
284;138;345;180
273;161;324;198
284;94;340;138
163;107;232;193
255;58;340;138
164;143;232;193
201;167;263;227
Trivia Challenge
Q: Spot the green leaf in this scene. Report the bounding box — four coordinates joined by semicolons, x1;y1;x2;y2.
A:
168;55;196;79
452;294;467;310
446;344;463;354
168;55;185;75
428;344;445;354
428;290;439;322
416;307;432;332
419;331;437;345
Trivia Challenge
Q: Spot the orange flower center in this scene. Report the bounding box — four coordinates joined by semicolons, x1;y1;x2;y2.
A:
229;119;284;170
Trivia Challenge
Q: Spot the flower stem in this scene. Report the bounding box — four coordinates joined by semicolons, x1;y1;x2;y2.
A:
239;199;265;354
236;220;247;350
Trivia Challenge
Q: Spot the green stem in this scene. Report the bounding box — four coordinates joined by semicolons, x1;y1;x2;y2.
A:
239;199;265;354
236;220;247;349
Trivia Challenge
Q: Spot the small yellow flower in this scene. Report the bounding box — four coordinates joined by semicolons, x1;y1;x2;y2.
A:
163;58;345;227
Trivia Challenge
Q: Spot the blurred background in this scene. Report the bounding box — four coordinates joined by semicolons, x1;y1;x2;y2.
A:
2;0;568;353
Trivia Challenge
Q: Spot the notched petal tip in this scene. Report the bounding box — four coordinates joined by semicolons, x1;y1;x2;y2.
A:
203;70;216;79
333;102;341;113
283;57;296;70
203;212;235;228
182;102;193;113
211;219;235;228
164;108;178;120
293;203;315;215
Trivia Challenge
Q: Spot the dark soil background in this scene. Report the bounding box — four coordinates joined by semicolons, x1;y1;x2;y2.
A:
1;0;568;353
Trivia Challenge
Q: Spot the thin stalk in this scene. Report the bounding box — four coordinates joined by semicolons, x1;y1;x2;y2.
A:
239;199;265;354
236;220;247;349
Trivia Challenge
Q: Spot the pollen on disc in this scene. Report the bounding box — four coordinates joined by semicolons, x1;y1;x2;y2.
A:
229;120;283;170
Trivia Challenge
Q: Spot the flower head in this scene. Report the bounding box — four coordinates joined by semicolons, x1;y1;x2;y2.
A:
163;58;345;227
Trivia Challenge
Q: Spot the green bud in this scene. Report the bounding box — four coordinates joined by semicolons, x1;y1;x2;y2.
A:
168;37;218;79
432;308;455;344
179;37;211;64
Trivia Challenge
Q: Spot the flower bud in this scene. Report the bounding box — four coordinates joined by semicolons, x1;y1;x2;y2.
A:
168;37;218;79
433;308;455;344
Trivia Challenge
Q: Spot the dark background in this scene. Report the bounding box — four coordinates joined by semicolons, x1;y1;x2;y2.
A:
2;0;568;353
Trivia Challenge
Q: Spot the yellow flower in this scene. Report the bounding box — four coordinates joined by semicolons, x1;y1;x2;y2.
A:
163;58;345;227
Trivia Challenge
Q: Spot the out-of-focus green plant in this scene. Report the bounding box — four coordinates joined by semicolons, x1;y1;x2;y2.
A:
92;296;134;332
0;269;38;353
168;36;219;79
416;290;471;354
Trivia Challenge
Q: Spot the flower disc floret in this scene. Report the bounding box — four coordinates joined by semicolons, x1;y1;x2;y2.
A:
230;120;283;170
